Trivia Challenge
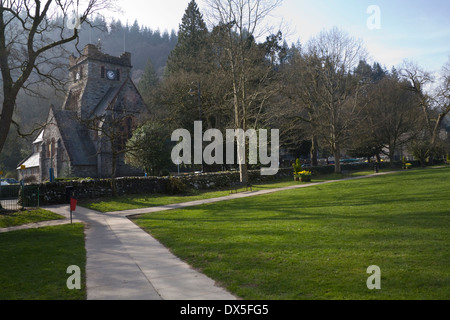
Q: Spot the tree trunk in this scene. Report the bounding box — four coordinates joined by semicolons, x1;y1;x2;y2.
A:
389;148;395;168
0;99;14;154
111;153;118;197
311;135;318;166
334;144;341;174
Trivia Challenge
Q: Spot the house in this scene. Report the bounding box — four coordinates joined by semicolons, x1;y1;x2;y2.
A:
18;44;149;182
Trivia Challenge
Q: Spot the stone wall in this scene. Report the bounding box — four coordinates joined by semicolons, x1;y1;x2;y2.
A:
28;168;293;205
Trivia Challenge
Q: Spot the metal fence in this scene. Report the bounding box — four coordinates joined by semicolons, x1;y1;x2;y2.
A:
0;185;40;213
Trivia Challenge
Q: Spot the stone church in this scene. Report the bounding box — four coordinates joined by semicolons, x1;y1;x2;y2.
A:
18;44;149;182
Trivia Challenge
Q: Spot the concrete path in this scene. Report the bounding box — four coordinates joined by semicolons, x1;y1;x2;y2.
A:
1;172;393;300
41;204;236;300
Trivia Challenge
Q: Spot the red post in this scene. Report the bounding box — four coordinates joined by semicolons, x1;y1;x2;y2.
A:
70;197;77;211
70;197;77;224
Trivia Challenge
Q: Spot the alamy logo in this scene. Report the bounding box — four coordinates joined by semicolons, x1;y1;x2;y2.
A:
171;122;280;176
66;265;81;290
367;5;381;30
366;265;381;290
66;5;82;30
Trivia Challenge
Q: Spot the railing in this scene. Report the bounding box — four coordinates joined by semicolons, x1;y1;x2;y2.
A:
0;185;40;213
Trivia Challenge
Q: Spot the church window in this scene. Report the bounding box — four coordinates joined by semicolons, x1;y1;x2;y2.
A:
93;119;100;140
101;66;105;78
51;139;56;158
126;117;133;139
45;141;51;158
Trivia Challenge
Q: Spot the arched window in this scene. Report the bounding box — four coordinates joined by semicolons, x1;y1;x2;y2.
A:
118;116;135;148
57;139;64;162
126;117;133;139
51;138;56;158
45;140;51;158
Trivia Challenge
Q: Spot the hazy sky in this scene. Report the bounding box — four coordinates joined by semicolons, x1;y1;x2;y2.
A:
111;0;450;73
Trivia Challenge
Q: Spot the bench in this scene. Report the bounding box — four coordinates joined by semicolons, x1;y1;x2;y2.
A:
230;182;253;194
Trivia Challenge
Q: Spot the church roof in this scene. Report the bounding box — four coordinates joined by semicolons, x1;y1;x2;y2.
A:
92;80;128;117
53;110;97;166
33;130;44;144
17;153;40;170
91;77;145;117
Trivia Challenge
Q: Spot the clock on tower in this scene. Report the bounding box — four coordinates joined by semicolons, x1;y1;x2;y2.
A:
106;70;117;80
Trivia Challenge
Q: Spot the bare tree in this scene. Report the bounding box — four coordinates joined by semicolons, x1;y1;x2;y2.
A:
281;45;326;166
300;27;368;173
205;0;283;183
401;58;450;164
362;75;421;165
0;0;116;155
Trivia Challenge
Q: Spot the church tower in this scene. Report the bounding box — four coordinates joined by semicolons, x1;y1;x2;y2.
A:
63;44;133;119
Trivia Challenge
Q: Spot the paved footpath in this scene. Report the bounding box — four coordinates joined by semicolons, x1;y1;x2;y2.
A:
0;172;392;300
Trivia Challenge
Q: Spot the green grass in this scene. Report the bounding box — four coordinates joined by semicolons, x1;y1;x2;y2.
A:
131;167;450;300
0;209;65;228
0;224;86;300
79;178;303;212
80;170;389;213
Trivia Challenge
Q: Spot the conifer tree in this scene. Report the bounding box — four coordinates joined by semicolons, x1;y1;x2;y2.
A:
139;58;159;93
167;0;210;74
138;58;160;111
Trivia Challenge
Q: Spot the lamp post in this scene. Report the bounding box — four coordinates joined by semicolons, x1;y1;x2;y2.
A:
189;81;203;123
189;81;203;173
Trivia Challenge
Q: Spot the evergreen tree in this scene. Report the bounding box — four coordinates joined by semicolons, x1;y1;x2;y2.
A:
371;62;386;82
139;58;159;93
125;121;172;176
138;58;160;109
166;0;210;74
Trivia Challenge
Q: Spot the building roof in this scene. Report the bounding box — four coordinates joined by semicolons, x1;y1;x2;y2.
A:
92;81;126;117
52;110;97;166
17;153;40;170
92;77;145;117
33;130;44;144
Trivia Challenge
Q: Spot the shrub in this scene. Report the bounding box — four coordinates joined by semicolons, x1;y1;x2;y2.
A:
166;177;187;195
292;159;302;175
24;175;37;184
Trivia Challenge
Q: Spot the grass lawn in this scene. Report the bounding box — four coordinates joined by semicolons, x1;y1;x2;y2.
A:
0;209;65;228
80;169;393;213
131;167;450;300
0;224;86;300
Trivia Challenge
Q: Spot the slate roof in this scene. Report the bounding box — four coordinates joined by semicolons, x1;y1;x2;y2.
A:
92;81;126;117
52;110;97;166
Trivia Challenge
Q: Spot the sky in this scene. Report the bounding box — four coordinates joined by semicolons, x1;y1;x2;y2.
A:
110;0;450;74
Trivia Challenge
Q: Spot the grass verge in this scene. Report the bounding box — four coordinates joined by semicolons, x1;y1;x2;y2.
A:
80;169;393;212
0;224;86;300
0;209;65;228
131;167;450;300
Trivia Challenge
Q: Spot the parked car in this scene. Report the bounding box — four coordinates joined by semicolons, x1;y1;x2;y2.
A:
0;180;10;186
301;164;312;169
4;178;19;185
